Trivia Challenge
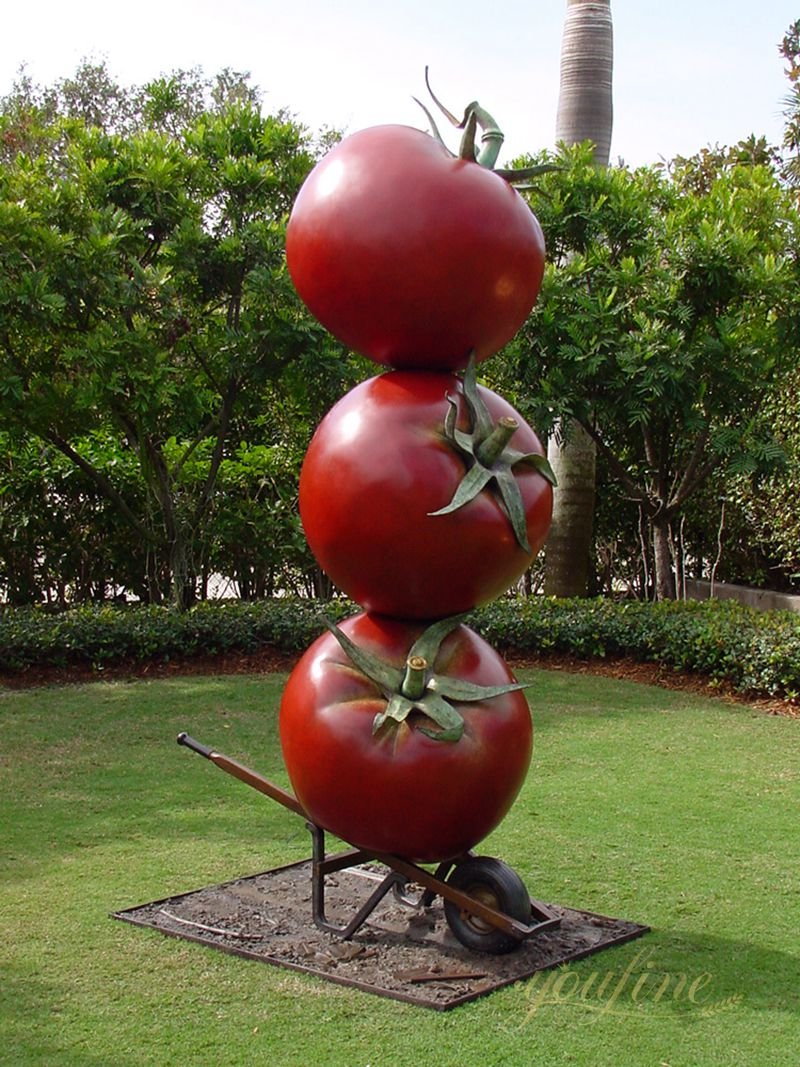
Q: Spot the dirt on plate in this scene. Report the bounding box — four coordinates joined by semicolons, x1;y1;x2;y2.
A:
114;858;649;1010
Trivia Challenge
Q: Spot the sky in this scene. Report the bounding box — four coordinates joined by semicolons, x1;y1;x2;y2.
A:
1;0;797;168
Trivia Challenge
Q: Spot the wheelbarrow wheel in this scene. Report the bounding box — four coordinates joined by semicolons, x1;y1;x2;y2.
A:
443;856;531;954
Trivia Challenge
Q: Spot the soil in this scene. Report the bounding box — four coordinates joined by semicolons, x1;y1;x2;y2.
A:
4;645;797;718
114;859;649;1010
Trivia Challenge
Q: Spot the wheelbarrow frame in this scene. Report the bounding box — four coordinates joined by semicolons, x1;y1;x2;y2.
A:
177;732;560;951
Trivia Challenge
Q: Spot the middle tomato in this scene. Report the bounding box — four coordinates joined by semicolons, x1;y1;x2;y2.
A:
299;369;553;619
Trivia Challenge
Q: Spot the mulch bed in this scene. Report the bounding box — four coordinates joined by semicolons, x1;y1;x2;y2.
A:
113;858;649;1010
3;646;797;718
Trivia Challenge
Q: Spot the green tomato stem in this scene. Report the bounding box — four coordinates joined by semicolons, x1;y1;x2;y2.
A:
475;416;518;468
401;655;429;701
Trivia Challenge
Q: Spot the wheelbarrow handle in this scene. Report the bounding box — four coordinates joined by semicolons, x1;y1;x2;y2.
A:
176;731;307;818
177;732;214;759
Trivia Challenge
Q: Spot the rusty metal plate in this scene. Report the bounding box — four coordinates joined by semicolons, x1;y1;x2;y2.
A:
112;859;649;1011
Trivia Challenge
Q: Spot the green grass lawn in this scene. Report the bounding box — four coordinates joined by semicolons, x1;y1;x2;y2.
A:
1;669;797;1066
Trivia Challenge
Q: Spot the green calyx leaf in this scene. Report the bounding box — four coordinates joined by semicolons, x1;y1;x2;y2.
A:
428;355;556;552
414;67;559;186
372;692;415;734
428;674;527;703
493;163;561;186
322;615;528;743
431;463;494;517
406;612;467;663
320;617;402;696
413;692;465;742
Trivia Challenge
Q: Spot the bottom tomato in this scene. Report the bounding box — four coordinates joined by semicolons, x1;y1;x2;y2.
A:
279;611;532;863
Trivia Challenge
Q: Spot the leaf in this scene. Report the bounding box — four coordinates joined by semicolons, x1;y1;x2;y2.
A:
413;691;464;742
451;425;477;456
429;352;550;550
494;468;532;553
428;463;493;517
411;96;456;158
408;614;468;664
441;394;458;440
429;675;529;702
506;450;558;486
372;693;414;734
324;615;527;744
460;355;494;442
321;617;402;694
494;163;561;183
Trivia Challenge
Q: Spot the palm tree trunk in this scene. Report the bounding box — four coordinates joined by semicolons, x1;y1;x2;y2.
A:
555;0;614;164
544;422;597;596
545;0;613;597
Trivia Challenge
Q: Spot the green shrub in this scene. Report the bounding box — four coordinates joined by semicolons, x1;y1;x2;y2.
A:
0;598;353;671
474;596;800;699
2;596;800;702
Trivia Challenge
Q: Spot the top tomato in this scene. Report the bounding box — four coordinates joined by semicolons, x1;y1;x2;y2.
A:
286;125;545;371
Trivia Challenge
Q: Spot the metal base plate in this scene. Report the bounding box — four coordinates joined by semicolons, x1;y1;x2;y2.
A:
113;859;649;1010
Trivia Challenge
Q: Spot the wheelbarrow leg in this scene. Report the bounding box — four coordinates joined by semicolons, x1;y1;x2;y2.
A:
309;824;409;939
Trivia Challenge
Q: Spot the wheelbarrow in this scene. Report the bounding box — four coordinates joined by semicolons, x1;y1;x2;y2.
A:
177;732;560;955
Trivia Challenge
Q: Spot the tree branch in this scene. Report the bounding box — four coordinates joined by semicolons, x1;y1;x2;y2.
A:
577;418;656;514
667;430;710;509
193;375;239;525
44;431;156;544
669;452;722;512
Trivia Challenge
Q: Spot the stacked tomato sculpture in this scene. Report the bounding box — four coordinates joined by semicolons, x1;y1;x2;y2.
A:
279;77;555;950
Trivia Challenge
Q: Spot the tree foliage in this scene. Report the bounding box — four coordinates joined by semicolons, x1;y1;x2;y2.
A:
5;54;800;607
0;62;358;607
780;18;800;187
500;144;799;598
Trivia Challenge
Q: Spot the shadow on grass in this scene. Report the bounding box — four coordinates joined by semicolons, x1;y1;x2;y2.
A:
526;924;800;1021
1;968;122;1067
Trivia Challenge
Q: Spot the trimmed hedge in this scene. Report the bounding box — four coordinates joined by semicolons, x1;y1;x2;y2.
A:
2;596;800;701
0;599;353;672
475;597;800;701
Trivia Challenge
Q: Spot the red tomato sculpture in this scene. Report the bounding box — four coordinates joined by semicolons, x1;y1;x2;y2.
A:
285;124;545;370
299;368;553;619
278;611;532;863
